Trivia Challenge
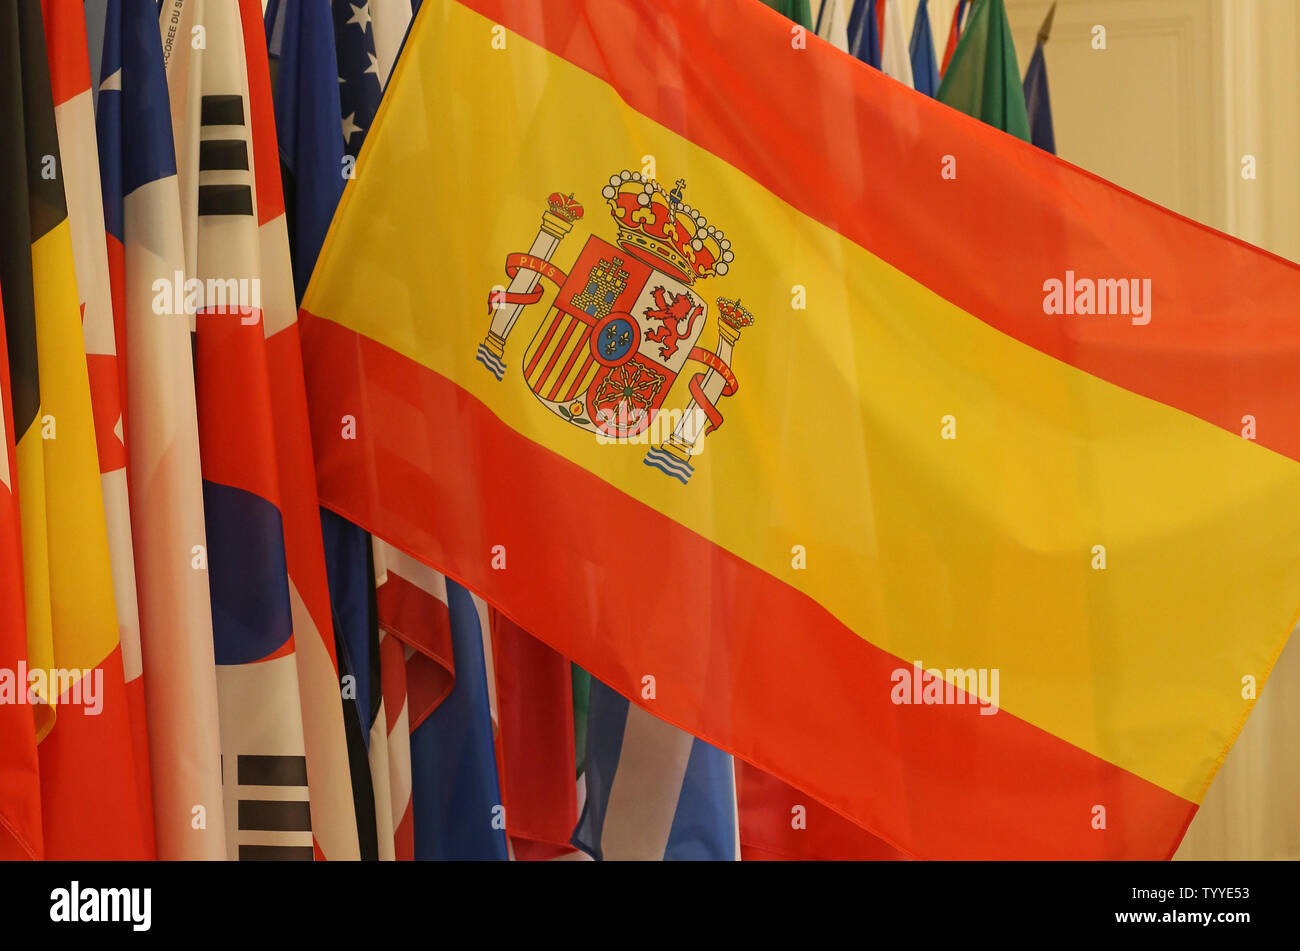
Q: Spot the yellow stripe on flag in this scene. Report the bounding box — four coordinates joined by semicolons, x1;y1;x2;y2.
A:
31;219;120;679
16;423;54;739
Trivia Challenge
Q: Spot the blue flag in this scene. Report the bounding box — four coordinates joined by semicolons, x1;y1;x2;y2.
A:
910;0;941;97
410;582;508;860
265;0;383;859
265;0;345;301
573;677;737;861
1023;11;1056;156
848;0;881;69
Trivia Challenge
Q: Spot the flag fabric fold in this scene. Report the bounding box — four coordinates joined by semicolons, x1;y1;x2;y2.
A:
43;0;155;856
940;0;969;76
96;0;227;859
0;293;42;861
1023;2;1057;154
878;0;913;87
937;0;1030;139
407;580;507;860
1;0;149;860
573;676;738;861
491;610;579;861
161;0;360;860
848;0;881;67
909;0;941;97
813;0;850;52
736;763;906;860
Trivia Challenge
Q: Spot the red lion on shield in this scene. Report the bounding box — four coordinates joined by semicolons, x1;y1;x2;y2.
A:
643;286;703;361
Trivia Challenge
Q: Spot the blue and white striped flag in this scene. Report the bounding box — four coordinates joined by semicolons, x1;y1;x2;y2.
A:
572;677;738;861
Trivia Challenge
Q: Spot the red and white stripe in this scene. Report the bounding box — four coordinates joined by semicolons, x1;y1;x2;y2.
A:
44;0;154;851
372;540;459;859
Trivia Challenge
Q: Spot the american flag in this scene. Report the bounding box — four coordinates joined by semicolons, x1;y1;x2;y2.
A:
333;1;382;163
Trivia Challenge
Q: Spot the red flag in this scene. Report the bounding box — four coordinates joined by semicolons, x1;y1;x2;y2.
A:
373;542;456;858
0;291;42;861
1;0;150;860
491;611;579;860
42;0;155;857
737;763;908;860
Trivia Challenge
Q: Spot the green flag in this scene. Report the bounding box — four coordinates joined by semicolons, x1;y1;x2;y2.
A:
761;0;814;30
937;0;1031;141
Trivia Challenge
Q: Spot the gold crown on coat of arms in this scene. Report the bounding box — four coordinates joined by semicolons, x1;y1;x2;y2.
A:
601;170;733;285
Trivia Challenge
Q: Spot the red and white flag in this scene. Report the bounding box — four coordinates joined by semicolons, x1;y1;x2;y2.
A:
43;0;155;854
98;0;226;859
161;0;360;860
0;295;41;862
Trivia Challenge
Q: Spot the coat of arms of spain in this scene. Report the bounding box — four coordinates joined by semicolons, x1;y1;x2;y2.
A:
476;170;756;484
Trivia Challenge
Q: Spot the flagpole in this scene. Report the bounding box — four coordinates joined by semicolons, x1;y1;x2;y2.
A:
645;299;754;483
478;195;581;379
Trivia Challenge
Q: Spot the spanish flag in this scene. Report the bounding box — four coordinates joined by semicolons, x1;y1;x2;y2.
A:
0;0;149;858
299;0;1300;858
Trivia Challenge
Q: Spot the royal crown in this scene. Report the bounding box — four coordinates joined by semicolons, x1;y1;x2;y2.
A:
715;297;754;330
547;192;585;223
601;171;733;285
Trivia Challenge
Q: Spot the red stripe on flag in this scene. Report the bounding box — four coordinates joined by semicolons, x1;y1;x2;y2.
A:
38;647;153;858
562;353;594;402
104;234;129;448
491;611;578;859
940;0;961;75
376;570;454;726
39;0;90;106
393;798;414;862
85;354;126;473
194;313;283;504
378;631;408;737
266;326;342;664
238;0;285;226
0;299;42;861
737;761;909;860
300;312;1197;859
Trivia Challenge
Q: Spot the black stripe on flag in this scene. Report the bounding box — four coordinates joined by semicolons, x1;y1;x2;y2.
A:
200;93;245;126
238;799;313;832
198;184;254;216
15;1;67;244
199;139;249;171
0;2;45;438
237;845;315;862
237;754;309;787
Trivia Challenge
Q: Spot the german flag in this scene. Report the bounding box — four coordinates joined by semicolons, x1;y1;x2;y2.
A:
299;0;1300;858
0;0;149;858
